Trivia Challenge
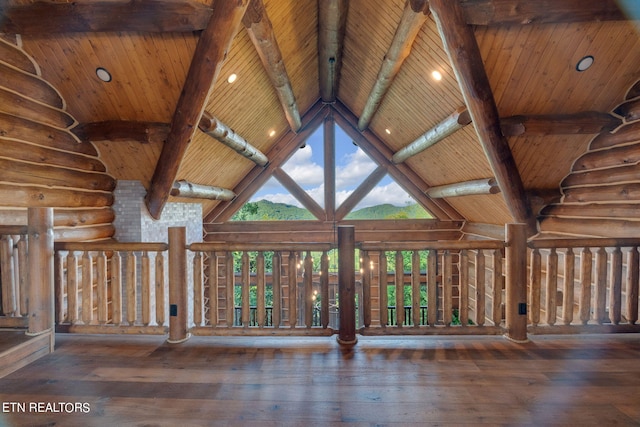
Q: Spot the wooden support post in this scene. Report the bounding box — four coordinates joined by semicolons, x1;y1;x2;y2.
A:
337;226;357;346
26;208;54;348
505;223;528;342
168;227;189;343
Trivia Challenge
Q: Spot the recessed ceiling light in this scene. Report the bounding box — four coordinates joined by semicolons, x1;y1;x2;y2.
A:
385;128;391;134
576;56;594;72
96;67;112;82
431;70;442;81
227;73;237;83
269;129;276;137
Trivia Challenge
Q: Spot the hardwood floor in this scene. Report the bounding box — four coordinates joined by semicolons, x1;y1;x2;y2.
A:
0;333;639;426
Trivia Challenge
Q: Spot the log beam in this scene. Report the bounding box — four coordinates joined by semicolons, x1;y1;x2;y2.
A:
500;112;622;137
430;0;535;234
335;165;387;221
459;0;634;26
426;178;500;198
170;180;236;201
199;112;269;166
145;0;249;220
243;0;301;132
358;0;430;130
0;0;213;34
72;121;170;144
272;167;326;221
318;0;348;102
392;107;471;163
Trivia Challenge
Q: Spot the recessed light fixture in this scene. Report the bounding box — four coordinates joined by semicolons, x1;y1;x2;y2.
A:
576;55;594;72
268;129;276;137
227;73;237;83
431;70;443;81
385;128;391;134
96;67;112;82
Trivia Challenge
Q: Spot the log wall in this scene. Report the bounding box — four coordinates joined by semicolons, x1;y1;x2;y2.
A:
539;79;640;238
0;37;115;241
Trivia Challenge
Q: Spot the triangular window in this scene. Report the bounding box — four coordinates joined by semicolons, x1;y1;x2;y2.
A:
232;110;433;221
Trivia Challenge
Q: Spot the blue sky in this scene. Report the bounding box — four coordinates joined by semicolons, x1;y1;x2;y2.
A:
251;125;417;210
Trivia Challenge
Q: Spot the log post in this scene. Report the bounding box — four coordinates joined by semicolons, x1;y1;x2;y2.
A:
337;226;357;346
168;227;189;343
26;207;54;348
505;223;528;342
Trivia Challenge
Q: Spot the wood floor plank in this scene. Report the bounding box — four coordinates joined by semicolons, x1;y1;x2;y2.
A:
0;333;639;425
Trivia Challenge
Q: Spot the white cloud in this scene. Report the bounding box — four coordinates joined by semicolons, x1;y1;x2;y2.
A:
355;182;415;209
335;148;377;190
281;145;324;187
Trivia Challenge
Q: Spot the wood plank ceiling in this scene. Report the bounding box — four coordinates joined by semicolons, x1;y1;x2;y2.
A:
3;0;640;228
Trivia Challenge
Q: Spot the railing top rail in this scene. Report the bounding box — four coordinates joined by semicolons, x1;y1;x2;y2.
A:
358;240;505;251
189;242;334;252
528;237;640;250
0;225;28;235
54;241;169;252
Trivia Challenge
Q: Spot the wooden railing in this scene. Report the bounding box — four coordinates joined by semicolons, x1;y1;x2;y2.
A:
527;238;640;334
54;241;169;334
40;223;640;341
0;226;29;329
358;240;507;335
187;242;335;336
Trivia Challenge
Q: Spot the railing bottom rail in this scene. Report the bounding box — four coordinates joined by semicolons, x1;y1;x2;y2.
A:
190;326;335;337
359;325;504;336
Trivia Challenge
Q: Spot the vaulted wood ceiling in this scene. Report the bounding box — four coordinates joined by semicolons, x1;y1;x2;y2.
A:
3;0;640;230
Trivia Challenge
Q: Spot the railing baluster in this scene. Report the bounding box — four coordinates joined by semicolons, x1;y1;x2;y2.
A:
81;251;94;325
272;252;281;328
562;248;575;325
459;249;468;326
411;250;421;327
626;247;639;325
1;236;16;316
141;251;151;326
427;250;438;326
545;248;558;326
126;251;136;325
54;250;64;324
241;251;250;327
492;249;503;326
529;248;541;326
17;236;28;316
67;251;79;324
257;251;265;327
225;252;234;327
288;251;297;328
155;251;165;326
96;251;108;324
594;247;607;324
379;252;388;327
321;250;329;329
609;247;622;325
111;251;122;326
475;250;485;327
208;252;218;327
443;250;453;326
395;251;404;327
579;248;592;325
193;251;203;327
362;251;371;328
304;250;314;328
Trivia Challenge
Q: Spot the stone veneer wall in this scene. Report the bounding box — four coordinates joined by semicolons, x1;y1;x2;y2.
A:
113;180;202;326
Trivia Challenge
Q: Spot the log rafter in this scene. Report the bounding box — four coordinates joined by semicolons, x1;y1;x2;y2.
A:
430;0;535;233
500;112;622;137
145;0;250;220
243;0;301;132
357;0;430;131
426;178;500;199
199;111;269;167
317;0;348;103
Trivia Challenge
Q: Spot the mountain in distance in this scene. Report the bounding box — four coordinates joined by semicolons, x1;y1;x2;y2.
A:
232;200;432;221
